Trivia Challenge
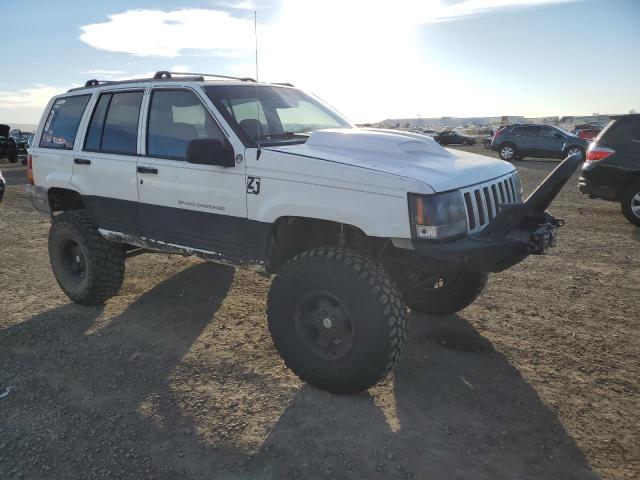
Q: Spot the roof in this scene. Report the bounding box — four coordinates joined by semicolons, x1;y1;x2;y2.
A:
610;113;640;119
67;71;293;93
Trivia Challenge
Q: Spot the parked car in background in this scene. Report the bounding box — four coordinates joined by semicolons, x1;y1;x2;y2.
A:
0;169;5;203
420;129;438;138
579;114;640;226
491;124;588;161
0;124;18;163
575;127;603;141
435;130;476;145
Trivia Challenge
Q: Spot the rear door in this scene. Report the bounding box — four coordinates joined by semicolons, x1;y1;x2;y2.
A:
33;94;91;190
136;87;248;259
71;89;144;236
511;125;537;155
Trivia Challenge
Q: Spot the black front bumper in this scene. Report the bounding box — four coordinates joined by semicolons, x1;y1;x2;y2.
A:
412;220;560;273
411;154;581;273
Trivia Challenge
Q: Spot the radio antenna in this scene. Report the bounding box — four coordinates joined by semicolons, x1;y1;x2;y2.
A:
254;10;261;154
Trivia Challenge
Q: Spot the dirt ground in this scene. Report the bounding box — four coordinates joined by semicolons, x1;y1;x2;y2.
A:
0;155;638;480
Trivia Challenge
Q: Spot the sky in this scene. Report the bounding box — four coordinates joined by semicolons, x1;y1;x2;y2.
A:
0;0;638;125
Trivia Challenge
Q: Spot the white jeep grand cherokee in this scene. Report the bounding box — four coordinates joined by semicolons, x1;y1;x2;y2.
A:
26;71;580;394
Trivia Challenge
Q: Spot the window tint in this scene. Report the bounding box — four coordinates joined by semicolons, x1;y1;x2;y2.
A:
541;127;562;138
39;95;90;149
147;89;226;160
513;125;540;136
601;118;640;146
84;94;111;151
100;92;143;154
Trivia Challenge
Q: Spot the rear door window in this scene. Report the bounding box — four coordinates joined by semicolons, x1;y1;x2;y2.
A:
39;95;91;149
514;126;541;137
84;91;143;155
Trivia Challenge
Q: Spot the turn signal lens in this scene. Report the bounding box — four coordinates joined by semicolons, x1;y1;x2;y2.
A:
409;191;468;240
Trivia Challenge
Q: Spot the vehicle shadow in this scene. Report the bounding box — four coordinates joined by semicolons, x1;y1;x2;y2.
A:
257;314;599;479
0;266;599;480
0;262;246;479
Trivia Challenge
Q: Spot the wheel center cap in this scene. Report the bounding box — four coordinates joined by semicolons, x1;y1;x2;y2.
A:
322;317;333;329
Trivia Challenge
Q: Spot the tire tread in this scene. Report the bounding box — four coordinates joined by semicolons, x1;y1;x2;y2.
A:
267;247;407;393
49;210;125;305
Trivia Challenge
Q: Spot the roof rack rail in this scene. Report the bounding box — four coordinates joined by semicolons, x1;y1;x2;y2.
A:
67;70;257;93
84;79;106;87
168;71;256;82
273;82;295;87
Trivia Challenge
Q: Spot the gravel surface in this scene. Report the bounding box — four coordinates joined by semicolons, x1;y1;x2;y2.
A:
0;158;638;479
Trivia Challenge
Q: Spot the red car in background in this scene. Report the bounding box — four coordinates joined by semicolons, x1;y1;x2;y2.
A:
573;125;603;141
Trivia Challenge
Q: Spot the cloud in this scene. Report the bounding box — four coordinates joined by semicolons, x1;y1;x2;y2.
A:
79;0;577;58
218;1;255;9
76;0;580;121
0;85;66;110
79;9;255;57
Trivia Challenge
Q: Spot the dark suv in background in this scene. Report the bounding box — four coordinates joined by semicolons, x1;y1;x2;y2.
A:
491;124;588;161
434;130;476;145
579;114;640;226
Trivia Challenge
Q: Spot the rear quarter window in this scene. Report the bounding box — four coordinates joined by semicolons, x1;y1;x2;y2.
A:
598;118;640;146
39;95;91;149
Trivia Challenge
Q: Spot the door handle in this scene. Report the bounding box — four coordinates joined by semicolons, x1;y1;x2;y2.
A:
137;166;158;174
74;158;91;165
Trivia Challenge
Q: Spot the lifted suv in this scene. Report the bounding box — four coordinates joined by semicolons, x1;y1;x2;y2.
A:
579;114;640;226
492;123;588;161
26;71;580;394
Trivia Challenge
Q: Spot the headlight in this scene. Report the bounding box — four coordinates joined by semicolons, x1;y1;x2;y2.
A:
409;191;468;240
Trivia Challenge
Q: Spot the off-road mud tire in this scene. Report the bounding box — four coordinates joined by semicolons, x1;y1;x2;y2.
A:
267;248;407;394
48;210;125;305
405;272;488;316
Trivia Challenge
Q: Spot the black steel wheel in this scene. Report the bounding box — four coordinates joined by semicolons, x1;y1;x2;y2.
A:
49;210;125;305
268;248;407;394
294;291;356;361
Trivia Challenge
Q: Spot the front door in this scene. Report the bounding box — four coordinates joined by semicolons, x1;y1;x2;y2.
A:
539;126;566;158
136;88;248;259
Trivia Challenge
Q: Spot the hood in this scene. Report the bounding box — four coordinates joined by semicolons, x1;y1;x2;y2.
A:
268;128;514;192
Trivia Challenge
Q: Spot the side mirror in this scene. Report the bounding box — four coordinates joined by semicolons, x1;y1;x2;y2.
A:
186;138;235;167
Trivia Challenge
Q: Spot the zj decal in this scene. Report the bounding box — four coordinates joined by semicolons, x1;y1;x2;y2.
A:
247;176;261;195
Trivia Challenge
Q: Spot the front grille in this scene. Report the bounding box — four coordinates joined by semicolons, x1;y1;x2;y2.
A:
461;172;522;233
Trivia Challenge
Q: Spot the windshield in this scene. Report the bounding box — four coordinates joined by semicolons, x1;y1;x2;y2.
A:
204;85;352;146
